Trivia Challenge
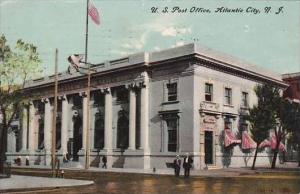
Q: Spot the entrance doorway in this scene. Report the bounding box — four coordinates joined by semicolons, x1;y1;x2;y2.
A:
72;115;82;161
117;110;129;149
205;131;213;164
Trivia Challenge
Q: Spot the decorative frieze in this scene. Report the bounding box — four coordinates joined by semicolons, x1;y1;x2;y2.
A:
200;101;220;114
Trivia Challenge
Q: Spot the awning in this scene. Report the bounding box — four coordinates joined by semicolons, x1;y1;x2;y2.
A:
258;134;286;152
270;134;286;152
242;131;256;149
224;129;241;147
258;139;271;148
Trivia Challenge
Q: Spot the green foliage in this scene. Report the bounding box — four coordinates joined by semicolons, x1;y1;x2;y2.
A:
0;35;42;88
245;84;279;144
0;34;42;145
245;106;273;144
279;99;300;134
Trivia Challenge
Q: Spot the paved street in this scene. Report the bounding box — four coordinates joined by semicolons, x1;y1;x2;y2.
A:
0;175;93;192
3;167;300;194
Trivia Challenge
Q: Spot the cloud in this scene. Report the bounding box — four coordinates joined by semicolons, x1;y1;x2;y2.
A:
110;49;129;57
121;32;147;50
161;27;192;37
171;41;185;48
142;16;192;37
113;15;190;57
0;0;19;7
161;27;177;37
153;46;161;51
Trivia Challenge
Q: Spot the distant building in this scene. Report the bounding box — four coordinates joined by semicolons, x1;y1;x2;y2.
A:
282;72;300;101
282;72;300;162
6;44;287;170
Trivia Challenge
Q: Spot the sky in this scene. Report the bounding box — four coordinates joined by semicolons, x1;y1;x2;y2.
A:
0;0;299;76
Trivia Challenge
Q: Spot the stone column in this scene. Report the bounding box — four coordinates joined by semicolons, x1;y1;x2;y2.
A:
68;97;74;139
128;87;136;150
90;95;96;149
140;73;150;152
21;107;28;151
104;88;113;151
140;72;150;169
28;102;36;152
81;92;88;151
60;95;69;155
43;98;52;165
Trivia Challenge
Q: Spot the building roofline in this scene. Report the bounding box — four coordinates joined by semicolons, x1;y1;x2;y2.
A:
282;72;300;80
25;43;286;89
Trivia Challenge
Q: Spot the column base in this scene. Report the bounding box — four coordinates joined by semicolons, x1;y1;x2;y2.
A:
125;147;136;152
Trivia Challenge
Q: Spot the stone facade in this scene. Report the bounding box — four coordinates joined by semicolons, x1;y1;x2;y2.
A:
6;43;287;170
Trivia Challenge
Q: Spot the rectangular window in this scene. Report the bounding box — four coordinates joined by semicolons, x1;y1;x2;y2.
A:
166;118;178;152
205;83;213;102
167;83;177;101
224;118;232;130
242;92;248;107
224;88;232;105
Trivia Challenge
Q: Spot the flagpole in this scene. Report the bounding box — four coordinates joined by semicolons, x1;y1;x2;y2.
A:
52;48;58;177
85;0;91;170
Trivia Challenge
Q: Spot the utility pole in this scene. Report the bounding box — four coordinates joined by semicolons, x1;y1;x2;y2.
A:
52;48;58;177
85;0;90;170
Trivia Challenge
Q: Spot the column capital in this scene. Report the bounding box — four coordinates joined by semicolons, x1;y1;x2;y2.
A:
28;100;34;106
41;98;50;103
125;83;139;90
100;87;111;94
58;95;68;101
140;71;149;80
79;91;87;98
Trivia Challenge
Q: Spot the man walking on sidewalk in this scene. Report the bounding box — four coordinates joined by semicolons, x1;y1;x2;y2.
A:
173;155;181;177
183;153;193;177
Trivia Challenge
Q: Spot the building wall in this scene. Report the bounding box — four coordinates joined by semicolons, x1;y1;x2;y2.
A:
283;75;300;100
194;65;273;169
149;62;195;169
5;44;287;170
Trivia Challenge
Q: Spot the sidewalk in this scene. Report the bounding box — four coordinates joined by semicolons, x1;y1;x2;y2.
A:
0;175;94;193
11;164;300;177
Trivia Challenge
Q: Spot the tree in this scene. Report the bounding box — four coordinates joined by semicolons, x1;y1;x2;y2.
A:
0;34;41;173
271;99;300;168
288;120;300;166
245;84;277;170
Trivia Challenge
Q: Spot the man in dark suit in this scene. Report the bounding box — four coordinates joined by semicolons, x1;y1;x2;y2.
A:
102;156;107;169
183;153;193;177
173;155;181;177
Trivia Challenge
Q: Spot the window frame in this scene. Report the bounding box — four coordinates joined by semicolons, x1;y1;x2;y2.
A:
224;87;232;105
241;92;249;108
166;118;178;152
205;83;213;102
166;82;178;102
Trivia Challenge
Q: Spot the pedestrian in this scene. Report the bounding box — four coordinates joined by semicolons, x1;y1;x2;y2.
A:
102;155;107;169
63;153;68;163
25;156;30;166
173;155;181;177
14;156;21;166
183;153;193;177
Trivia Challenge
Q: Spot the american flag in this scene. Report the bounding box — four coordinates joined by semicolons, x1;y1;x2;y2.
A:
88;0;100;25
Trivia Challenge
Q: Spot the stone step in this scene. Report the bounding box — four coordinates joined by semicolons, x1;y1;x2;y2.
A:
61;161;83;168
206;165;221;170
112;156;125;168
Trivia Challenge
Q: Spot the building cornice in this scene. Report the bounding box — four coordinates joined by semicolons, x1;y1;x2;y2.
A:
24;43;288;95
